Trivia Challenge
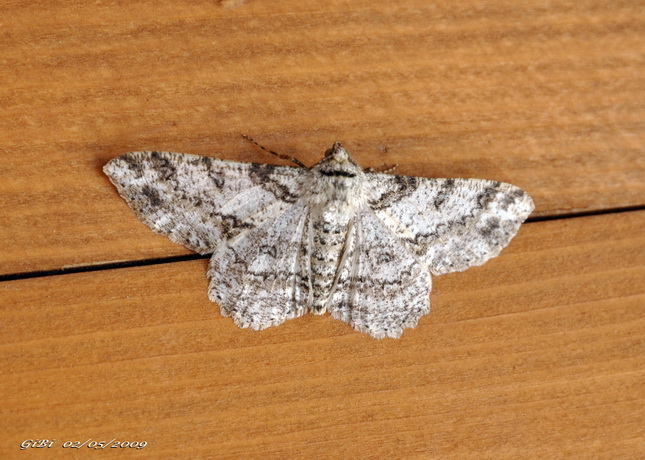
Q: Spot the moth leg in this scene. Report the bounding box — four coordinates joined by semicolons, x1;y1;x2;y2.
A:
364;163;398;174
242;134;307;168
323;217;356;312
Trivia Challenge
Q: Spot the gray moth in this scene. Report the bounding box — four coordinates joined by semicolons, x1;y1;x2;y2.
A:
104;141;534;339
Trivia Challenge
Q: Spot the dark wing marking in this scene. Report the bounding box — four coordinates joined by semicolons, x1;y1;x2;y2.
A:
367;174;534;275
208;202;313;330
104;151;305;253
329;209;431;339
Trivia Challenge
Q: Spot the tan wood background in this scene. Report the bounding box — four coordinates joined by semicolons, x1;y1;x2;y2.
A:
1;0;643;458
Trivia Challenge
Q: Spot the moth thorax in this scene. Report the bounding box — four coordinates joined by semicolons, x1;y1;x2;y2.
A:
309;174;369;208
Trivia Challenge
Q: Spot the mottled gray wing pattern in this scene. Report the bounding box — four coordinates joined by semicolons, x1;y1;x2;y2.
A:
328;209;431;339
103;151;304;253
208;202;313;330
367;175;534;275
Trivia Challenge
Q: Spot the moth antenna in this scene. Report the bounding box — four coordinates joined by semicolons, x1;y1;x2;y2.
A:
242;134;306;168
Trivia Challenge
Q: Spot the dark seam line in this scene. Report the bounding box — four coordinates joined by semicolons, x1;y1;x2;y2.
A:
0;205;643;283
0;253;211;282
526;204;645;223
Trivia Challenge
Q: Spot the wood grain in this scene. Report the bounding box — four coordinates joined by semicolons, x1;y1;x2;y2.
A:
1;0;644;275
1;211;643;458
1;1;643;457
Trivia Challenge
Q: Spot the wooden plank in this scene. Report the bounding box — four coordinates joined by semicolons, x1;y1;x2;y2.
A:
1;0;644;275
1;211;643;458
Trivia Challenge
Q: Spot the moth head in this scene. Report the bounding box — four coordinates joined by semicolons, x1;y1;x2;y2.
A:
314;142;362;178
324;141;349;159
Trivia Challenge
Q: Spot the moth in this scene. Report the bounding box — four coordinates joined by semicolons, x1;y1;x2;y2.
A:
104;140;534;339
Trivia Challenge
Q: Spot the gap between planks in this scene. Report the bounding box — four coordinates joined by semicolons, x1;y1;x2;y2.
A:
0;205;643;283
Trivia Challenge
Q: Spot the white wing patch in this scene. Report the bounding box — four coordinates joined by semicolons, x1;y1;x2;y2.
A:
368;176;534;275
328;210;430;339
104;143;534;339
207;202;312;330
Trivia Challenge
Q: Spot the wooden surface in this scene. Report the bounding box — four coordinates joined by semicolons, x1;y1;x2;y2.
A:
2;0;645;275
2;212;644;458
0;0;643;458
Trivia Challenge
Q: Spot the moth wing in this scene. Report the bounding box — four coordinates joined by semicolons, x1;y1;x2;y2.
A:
103;151;304;253
329;209;431;339
367;174;534;275
208;202;313;330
